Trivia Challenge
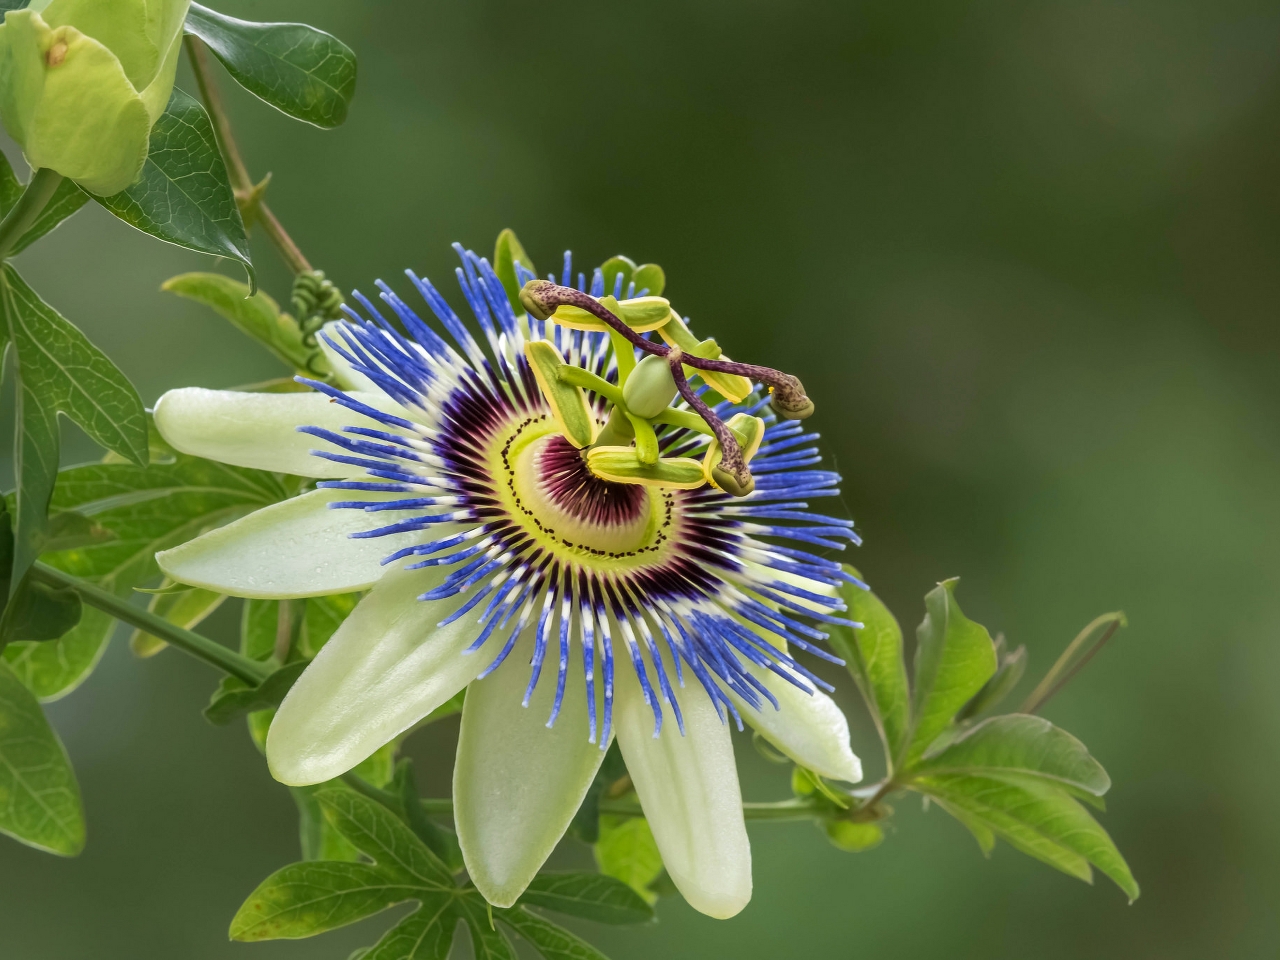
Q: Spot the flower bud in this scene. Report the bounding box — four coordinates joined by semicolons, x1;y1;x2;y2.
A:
622;354;678;419
0;0;190;195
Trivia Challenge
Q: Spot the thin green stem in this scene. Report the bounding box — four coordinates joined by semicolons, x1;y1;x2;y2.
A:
30;563;271;685
0;168;62;261
558;365;624;405
184;35;313;275
1019;612;1125;714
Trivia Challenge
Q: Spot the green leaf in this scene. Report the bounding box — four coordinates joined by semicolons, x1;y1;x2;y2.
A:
301;591;359;657
128;582;225;657
928;796;996;855
900;579;998;768
316;788;454;889
0;659;84;855
830;565;910;765
569;741;626;844
0;147;19;211
0;577;81;644
599;256;636;298
1;263;149;591
631;263;665;297
162;272;316;372
0;146;91;256
388;759;464;873
290;784;361;862
459;899;517;960
494;228;537;315
914;773;1139;900
185;3;358;128
203;659;307;725
957;636;1026;721
241;597;279;661
518;873;654;925
95;89;253;286
500;906;611;960
4;443;285;699
39;509;116;553
9;181;89;256
593;815;663;905
912;714;1111;796
362;900;458;959
229;860;425;941
1020;612;1127;715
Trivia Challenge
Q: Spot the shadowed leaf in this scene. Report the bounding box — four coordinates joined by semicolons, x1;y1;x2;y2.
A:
0;660;84;855
185;3;358;128
95;89;253;285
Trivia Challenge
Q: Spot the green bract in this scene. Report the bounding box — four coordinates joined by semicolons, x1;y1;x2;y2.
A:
0;0;190;195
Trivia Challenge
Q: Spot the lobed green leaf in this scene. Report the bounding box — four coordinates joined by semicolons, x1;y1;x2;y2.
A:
229;860;423;941
162;272;315;372
900;579;997;768
0;153;89;255
185;3;358;128
519;873;654;925
912;714;1111;796
500;906;612;960
203;659;307;725
5;444;284;699
95;89;253;285
362;899;459;959
593;815;663;905
1;264;149;592
316;788;454;889
0;659;84;855
830;565;910;765
914;772;1139;900
459;899;517;960
129;583;225;657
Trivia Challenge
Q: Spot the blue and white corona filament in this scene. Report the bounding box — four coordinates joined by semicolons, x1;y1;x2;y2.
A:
151;242;864;920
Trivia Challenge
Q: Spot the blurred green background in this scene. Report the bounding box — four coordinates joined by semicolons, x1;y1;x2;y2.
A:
3;0;1280;956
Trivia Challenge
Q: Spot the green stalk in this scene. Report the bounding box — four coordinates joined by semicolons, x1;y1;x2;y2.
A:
30;563;271;685
0;168;62;261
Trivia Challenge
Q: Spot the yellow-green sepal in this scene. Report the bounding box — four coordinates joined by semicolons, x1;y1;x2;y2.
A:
703;414;766;486
587;447;706;489
658;314;752;402
0;10;151;195
32;0;190;93
633;263;665;296
600;255;636;296
524;341;596;448
494;227;536;315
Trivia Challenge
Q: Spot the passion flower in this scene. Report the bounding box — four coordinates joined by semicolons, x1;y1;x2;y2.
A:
152;243;865;919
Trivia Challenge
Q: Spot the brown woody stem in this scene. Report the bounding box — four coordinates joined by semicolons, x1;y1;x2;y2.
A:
184;35;314;275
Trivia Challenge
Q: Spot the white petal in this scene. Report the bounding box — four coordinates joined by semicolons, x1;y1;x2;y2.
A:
154;387;391;478
455;640;607;907
732;668;862;783
266;563;485;785
156;488;439;599
615;677;751;919
318;321;381;393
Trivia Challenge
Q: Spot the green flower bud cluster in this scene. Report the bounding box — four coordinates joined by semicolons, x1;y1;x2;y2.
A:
0;0;190;196
290;269;346;345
